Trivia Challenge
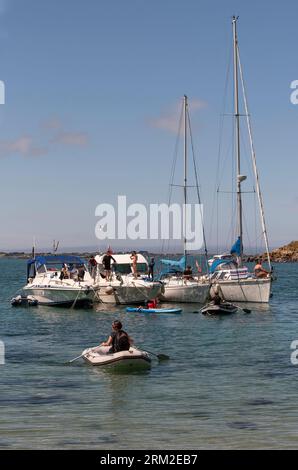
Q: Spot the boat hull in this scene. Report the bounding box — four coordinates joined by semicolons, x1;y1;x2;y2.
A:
97;283;162;305
82;346;151;370
159;282;210;303
23;286;95;306
210;278;271;303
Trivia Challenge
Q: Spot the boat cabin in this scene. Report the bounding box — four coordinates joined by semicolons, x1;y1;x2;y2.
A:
27;255;89;282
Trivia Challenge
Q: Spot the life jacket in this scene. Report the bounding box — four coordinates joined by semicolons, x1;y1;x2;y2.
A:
114;330;130;352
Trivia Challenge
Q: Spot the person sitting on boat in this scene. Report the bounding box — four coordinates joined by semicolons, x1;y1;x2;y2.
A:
102;250;116;281
100;320;131;353
254;259;269;279
60;263;69;280
183;265;194;281
77;265;85;282
69;264;78;280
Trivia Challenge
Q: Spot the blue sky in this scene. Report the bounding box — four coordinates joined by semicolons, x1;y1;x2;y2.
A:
0;0;297;252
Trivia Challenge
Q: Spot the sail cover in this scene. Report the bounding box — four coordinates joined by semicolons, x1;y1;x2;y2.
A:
160;256;186;271
230;237;241;256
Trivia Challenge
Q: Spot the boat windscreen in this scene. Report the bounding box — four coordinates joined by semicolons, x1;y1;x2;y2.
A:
115;263;148;275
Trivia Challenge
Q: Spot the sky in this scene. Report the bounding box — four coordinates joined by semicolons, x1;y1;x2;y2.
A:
0;0;297;252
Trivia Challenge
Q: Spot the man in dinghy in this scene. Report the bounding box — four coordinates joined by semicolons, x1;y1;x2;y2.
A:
101;320;131;353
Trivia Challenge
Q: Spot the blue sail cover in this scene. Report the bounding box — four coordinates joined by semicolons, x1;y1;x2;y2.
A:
210;258;234;274
160;256;186;271
230;237;241;256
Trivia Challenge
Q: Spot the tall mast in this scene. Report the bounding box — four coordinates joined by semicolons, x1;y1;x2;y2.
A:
232;15;243;265
183;94;188;268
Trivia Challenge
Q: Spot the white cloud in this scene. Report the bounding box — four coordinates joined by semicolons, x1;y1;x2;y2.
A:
52;131;89;146
150;98;206;134
0;135;47;158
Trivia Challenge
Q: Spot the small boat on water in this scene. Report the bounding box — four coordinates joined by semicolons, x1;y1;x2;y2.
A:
95;253;162;305
23;255;98;307
82;345;151;370
126;307;182;314
11;295;38;307
201;301;238;315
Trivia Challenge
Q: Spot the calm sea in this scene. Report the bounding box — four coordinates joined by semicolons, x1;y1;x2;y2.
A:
0;258;297;449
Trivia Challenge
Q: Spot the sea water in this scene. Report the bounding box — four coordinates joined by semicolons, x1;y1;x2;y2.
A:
0;258;297;449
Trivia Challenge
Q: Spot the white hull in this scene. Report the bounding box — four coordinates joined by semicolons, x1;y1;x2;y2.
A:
82;346;151;370
210;278;271;303
159;280;210;303
97;282;162;305
23;285;95;306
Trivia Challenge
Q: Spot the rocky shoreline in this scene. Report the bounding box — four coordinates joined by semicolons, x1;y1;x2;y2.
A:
1;241;298;263
244;241;298;263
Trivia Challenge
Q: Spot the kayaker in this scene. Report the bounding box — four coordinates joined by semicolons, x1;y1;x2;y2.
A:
100;320;131;353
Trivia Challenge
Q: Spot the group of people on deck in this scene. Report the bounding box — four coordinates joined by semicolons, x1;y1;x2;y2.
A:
88;250;156;281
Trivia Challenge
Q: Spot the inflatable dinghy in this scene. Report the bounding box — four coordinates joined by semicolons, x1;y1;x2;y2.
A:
11;295;38;307
82;345;151;370
201;301;238;315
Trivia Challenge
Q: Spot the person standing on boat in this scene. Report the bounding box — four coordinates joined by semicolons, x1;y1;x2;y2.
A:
102;249;116;281
148;257;155;281
254;259;269;279
88;255;97;280
100;320;131;353
130;251;138;279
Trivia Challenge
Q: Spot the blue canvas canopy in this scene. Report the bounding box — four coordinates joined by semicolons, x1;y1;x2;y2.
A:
27;255;86;269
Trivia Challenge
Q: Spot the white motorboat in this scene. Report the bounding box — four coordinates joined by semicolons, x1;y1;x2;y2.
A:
82;345;151;370
206;17;273;303
23;255;99;306
94;253;162;304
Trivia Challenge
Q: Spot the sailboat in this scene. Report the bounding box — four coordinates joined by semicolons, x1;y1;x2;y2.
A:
208;16;272;303
158;95;210;303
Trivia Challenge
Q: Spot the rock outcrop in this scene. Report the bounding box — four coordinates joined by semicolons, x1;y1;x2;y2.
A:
269;241;298;262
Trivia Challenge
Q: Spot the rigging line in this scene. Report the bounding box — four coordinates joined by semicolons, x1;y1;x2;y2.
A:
209;36;233;246
237;44;271;270
187;107;209;270
161;99;184;255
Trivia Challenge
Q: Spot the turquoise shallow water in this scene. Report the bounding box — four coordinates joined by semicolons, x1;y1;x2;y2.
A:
0;258;298;449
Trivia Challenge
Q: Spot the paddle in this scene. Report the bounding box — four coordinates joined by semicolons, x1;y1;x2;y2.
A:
135;346;169;362
236;306;251;313
67;353;84;364
67;345;101;364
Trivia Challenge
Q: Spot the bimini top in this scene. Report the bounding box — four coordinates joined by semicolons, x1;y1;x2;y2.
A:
27;255;86;268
